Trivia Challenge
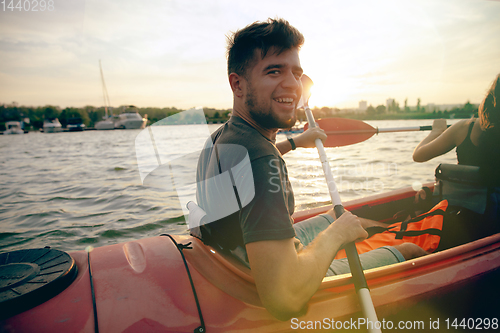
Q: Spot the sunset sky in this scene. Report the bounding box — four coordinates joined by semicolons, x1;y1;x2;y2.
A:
1;0;499;110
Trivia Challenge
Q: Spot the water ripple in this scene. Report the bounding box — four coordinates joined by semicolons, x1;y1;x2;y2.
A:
0;121;460;253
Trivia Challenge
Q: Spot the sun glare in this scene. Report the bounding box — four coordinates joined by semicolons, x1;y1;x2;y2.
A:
298;1;444;109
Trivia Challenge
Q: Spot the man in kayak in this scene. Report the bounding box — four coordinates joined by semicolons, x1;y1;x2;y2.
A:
194;18;426;321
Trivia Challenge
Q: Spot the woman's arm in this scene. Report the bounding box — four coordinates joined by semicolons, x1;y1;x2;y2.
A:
413;119;461;162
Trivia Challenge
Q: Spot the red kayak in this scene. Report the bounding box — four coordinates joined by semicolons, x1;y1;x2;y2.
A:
1;184;500;332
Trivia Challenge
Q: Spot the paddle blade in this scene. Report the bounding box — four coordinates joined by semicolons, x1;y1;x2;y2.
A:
299;75;314;109
301;75;314;104
304;118;377;147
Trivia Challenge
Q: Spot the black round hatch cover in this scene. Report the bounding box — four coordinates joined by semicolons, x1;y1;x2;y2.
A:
0;248;78;319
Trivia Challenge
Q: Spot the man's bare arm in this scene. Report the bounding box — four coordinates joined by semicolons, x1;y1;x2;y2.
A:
246;211;367;320
276;127;327;155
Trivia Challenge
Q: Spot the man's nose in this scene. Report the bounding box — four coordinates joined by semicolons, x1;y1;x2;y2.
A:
282;71;301;90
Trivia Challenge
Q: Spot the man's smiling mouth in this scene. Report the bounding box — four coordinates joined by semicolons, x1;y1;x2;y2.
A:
274;97;295;105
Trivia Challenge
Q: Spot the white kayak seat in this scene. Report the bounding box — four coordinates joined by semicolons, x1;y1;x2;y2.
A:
187;201;207;239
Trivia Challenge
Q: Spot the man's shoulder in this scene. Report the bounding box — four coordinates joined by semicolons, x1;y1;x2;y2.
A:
216;118;279;161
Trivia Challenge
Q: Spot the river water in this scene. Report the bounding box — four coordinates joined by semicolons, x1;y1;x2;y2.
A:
0;119;460;254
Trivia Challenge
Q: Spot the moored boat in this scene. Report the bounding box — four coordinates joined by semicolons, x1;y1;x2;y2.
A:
42;118;62;133
67;117;86;132
95;117;115;130
113;106;147;129
1;184;499;332
95;60;116;131
3;121;24;135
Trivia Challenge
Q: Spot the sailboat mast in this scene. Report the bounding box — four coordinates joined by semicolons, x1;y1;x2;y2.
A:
99;60;111;118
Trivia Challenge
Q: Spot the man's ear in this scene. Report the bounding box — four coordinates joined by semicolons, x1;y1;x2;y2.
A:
229;73;245;98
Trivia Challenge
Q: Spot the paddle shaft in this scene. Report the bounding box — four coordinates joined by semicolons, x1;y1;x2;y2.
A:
304;109;382;333
379;125;449;132
324;124;451;135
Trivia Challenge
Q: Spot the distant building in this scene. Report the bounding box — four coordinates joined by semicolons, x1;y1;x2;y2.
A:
426;103;437;113
386;98;394;112
358;100;367;111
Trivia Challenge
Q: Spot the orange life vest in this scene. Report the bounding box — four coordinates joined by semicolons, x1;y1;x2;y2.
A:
335;200;448;259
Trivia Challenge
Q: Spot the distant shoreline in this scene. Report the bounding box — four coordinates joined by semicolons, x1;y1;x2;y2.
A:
1;102;477;131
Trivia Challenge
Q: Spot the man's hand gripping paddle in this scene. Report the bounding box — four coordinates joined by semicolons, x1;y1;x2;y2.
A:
300;75;382;333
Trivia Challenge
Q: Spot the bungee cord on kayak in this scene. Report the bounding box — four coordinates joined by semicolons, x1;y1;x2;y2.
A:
161;234;206;333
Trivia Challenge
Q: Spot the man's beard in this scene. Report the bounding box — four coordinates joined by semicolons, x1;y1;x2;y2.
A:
245;84;297;129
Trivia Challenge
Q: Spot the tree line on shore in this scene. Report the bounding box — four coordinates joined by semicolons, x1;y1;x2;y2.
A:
307;100;478;122
0;104;229;131
1;100;477;131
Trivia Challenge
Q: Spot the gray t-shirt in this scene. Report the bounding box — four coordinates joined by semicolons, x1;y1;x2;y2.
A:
195;116;296;253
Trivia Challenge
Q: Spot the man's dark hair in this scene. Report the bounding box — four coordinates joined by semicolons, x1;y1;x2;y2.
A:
226;18;304;77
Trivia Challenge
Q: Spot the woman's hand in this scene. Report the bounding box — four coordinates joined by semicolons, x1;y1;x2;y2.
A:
431;119;447;134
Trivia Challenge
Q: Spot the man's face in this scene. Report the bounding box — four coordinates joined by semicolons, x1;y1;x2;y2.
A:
243;48;303;129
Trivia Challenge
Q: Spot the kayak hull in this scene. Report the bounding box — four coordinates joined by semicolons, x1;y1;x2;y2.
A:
2;184;500;332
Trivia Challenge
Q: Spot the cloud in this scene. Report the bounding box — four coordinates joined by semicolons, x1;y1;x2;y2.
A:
1;0;499;109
